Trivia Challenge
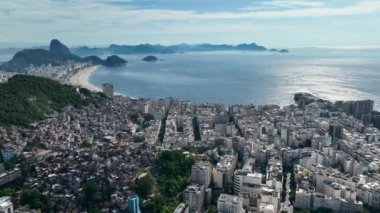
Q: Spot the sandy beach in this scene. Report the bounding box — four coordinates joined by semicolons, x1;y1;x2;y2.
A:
69;65;101;92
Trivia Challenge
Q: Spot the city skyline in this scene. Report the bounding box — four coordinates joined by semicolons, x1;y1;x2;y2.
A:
1;0;380;48
1;1;380;213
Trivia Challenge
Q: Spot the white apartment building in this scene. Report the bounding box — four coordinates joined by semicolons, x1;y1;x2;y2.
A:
183;184;205;213
234;170;262;195
213;155;237;189
295;190;363;213
357;182;380;209
295;189;312;209
191;161;212;188
0;197;14;213
259;187;280;213
217;193;244;213
102;83;114;98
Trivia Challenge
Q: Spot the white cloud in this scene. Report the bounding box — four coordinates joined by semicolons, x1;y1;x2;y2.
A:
0;0;379;45
242;0;325;11
262;0;325;8
2;0;380;23
0;34;10;42
195;1;380;19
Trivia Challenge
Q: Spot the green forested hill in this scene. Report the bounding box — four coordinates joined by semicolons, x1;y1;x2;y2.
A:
0;75;93;126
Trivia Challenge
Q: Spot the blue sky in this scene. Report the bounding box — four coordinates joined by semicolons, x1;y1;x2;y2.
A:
0;0;380;48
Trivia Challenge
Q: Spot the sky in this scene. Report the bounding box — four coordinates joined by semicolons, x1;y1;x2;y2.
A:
0;0;380;48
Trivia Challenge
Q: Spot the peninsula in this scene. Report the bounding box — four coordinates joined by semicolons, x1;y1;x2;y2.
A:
0;39;127;72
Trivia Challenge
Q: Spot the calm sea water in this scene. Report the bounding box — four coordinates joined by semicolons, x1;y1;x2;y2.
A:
87;49;380;109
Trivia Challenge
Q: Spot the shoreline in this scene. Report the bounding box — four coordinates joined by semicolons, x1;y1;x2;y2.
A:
69;65;101;92
67;66;379;110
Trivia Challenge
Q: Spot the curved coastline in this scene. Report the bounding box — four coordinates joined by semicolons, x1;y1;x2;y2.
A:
69;65;101;92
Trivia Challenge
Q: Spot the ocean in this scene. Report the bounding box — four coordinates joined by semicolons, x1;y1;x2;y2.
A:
89;49;380;109
88;49;380;109
3;49;380;109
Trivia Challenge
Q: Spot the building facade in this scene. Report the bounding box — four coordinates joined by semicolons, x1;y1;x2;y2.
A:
217;193;244;213
183;184;205;213
191;161;212;188
127;195;141;213
102;83;114;98
0;196;14;213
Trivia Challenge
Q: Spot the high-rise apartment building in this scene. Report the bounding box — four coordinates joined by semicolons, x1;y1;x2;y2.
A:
127;195;141;213
183;184;205;213
217;193;244;213
191;161;212;188
102;83;114;98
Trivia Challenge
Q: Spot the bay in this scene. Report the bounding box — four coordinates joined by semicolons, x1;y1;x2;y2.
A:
89;49;380;109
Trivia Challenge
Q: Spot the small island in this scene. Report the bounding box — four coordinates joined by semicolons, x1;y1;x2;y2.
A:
142;55;158;62
104;55;127;67
269;48;289;53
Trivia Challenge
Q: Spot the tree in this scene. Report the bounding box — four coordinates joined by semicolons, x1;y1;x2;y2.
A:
135;174;154;199
206;205;217;213
20;188;43;209
157;113;168;143
192;116;201;141
133;135;145;143
146;195;178;213
0;75;93;127
80;140;93;148
149;150;196;210
84;180;102;204
130;113;139;124
142;113;154;129
142;201;156;213
157;151;195;178
317;207;333;213
217;147;226;156
182;145;196;153
143;113;154;122
0;188;16;197
89;208;101;213
3;156;20;170
289;171;296;204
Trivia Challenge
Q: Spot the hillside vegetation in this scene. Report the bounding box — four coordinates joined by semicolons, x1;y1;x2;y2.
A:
0;75;95;126
142;150;195;212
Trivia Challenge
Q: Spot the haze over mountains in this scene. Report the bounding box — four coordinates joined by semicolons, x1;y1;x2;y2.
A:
72;42;289;57
0;39;288;72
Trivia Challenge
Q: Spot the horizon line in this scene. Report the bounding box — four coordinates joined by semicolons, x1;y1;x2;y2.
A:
1;41;380;50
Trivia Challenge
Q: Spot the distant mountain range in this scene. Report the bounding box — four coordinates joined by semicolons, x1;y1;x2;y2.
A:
0;40;127;72
72;43;289;57
0;40;288;72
